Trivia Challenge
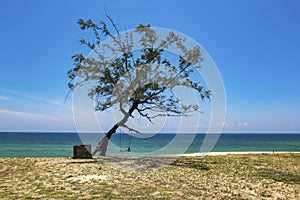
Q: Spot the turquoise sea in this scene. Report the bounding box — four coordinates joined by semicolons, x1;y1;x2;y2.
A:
0;132;299;157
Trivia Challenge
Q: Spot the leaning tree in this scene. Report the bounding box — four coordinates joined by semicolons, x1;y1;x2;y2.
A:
68;16;211;156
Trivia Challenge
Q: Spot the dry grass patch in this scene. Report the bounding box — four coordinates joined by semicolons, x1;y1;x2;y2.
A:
0;153;299;199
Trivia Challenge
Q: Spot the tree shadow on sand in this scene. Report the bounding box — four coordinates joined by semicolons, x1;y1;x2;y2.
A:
170;157;210;170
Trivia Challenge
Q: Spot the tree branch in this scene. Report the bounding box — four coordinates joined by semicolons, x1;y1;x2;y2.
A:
149;113;192;118
119;101;127;115
105;8;120;35
136;107;153;124
120;124;141;134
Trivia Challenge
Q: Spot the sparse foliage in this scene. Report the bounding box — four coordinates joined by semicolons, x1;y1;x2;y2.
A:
68;16;210;155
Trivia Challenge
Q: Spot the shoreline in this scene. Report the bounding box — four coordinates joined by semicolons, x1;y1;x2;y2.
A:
0;151;299;159
182;151;300;156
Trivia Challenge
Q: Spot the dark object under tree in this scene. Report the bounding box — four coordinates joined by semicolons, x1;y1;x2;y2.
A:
73;144;92;159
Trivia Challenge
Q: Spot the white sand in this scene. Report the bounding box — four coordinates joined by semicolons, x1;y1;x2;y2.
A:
182;151;300;157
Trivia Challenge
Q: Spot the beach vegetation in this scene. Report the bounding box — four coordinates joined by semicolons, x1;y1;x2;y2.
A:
257;168;300;184
67;15;210;156
0;154;299;199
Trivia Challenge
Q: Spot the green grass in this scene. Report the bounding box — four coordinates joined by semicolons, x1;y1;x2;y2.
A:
0;154;299;199
171;157;211;170
257;168;300;184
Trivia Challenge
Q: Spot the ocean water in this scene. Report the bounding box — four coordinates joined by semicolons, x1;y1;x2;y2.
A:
0;132;299;157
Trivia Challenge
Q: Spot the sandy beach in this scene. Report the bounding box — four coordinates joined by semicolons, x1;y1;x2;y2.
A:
0;153;299;199
183;151;300;156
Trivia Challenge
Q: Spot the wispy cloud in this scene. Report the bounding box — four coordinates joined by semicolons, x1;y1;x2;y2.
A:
223;122;249;128
239;122;249;127
0;96;10;101
0;88;22;96
0;88;70;109
0;88;76;131
0;108;76;132
30;96;67;108
0;109;57;120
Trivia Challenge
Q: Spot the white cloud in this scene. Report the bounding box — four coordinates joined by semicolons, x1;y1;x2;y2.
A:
242;122;249;127
0;96;10;101
0;89;75;131
0;109;58;120
0;108;76;132
31;96;70;108
222;122;230;128
223;121;249;128
0;88;69;108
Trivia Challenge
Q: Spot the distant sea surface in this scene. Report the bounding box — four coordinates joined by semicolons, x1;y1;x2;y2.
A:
0;132;299;157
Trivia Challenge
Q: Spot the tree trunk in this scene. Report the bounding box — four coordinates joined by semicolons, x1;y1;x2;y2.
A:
93;124;118;156
93;102;138;156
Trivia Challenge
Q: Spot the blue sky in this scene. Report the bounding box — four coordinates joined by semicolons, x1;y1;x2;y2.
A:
0;0;299;133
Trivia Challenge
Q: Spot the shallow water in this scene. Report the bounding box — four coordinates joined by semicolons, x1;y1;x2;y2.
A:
0;132;299;157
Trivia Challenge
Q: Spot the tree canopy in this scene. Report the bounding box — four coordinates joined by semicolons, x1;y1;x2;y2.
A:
68;16;211;155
